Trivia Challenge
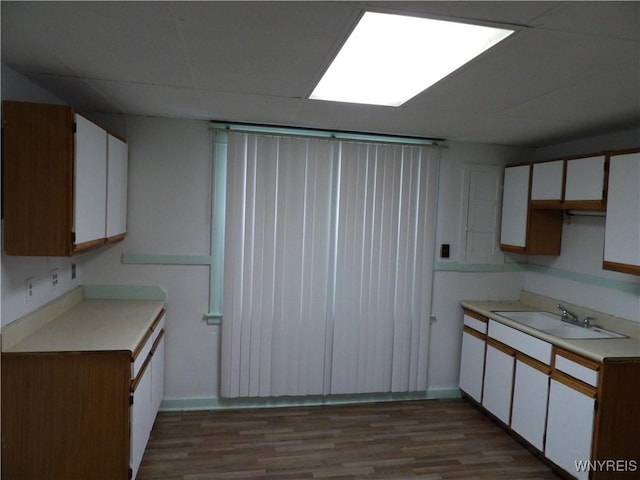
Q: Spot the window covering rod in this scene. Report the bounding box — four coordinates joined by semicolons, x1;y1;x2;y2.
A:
209;121;445;147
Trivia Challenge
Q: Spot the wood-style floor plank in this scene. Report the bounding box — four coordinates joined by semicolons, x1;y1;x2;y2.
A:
137;399;560;480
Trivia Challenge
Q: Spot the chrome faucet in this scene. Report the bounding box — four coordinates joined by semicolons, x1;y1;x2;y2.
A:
556;304;580;326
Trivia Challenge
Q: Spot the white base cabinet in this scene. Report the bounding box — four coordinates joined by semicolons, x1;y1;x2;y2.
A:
482;341;514;425
545;378;595;480
459;328;486;403
460;306;640;480
511;357;549;451
130;314;166;479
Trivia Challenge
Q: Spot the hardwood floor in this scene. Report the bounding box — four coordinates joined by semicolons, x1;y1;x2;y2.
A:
137;398;561;480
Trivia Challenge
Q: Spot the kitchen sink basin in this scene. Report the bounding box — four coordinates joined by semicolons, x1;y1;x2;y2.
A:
493;311;627;339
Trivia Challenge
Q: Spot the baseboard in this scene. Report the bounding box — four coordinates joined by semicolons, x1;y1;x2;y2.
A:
159;388;461;412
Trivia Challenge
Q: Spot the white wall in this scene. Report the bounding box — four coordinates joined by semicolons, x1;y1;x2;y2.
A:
428;141;529;392
80;120;533;399
79;116;220;399
1;64;84;326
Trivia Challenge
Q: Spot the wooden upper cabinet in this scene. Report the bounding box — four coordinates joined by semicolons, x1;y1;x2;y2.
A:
500;164;562;255
603;150;640;275
2;101;127;256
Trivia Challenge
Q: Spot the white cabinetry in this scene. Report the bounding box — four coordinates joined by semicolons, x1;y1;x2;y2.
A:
460;306;640;480
564;155;606;207
482;341;514;424
130;313;166;480
106;134;129;239
545;378;595;480
500;165;529;249
74;114;108;246
603;151;640;275
459;312;487;403
131;356;153;480
511;357;550;451
531;160;563;202
500;164;563;254
1;101;128;256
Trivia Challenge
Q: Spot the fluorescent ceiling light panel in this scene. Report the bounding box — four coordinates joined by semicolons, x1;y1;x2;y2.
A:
310;12;514;107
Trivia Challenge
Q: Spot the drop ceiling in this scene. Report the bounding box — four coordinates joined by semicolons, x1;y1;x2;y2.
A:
1;1;639;147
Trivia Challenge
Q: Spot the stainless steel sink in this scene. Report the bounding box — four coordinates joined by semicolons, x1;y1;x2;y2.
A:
493;311;627;339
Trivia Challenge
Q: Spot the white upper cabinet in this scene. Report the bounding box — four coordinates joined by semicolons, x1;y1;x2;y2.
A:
500;165;530;249
531;160;563;202
564;155;606;208
106;134;129;239
500;164;562;254
74;114;108;247
603;151;640;275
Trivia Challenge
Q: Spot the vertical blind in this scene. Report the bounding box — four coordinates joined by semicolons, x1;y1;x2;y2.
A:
221;132;439;398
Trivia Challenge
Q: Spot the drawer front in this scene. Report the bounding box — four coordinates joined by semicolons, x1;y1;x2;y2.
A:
151;313;166;346
132;334;153;379
464;313;487;334
488;320;552;365
132;312;166;379
554;353;599;387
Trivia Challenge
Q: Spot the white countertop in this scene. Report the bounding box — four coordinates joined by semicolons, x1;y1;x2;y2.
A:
4;298;165;354
461;298;640;363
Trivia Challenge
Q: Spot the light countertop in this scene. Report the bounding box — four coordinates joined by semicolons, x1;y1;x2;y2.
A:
3;296;165;354
461;297;640;363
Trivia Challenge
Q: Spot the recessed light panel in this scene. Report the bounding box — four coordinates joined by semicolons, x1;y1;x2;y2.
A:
310;12;514;107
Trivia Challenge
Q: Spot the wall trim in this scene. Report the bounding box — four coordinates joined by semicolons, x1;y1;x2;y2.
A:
159;389;462;412
525;263;640;295
121;253;213;265
433;261;526;272
82;284;167;301
433;261;638;294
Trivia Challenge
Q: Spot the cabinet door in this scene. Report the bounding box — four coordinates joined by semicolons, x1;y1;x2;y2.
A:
106;134;128;239
482;342;514;425
500;165;530;249
131;361;153;480
531;160;563;202
564;155;606;209
459;328;485;402
151;331;165;419
545;378;595;480
511;358;549;451
74;114;107;247
603;152;640;275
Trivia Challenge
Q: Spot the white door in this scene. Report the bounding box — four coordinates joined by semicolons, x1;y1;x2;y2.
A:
511;359;549;451
74;114;107;245
482;343;514;425
459;330;485;402
545;379;595;480
462;164;504;264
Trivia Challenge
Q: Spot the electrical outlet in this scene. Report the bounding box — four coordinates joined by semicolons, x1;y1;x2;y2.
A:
25;277;34;303
51;268;59;288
